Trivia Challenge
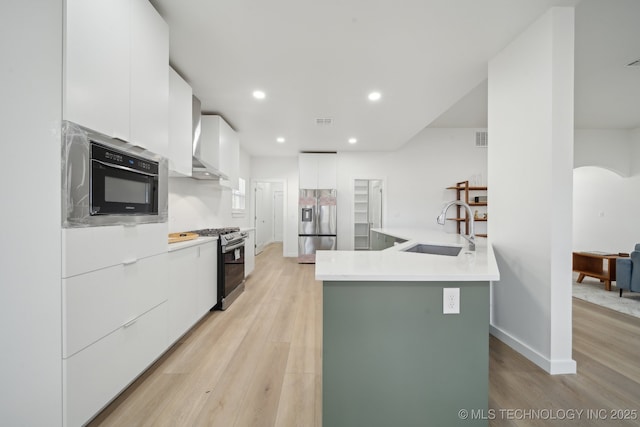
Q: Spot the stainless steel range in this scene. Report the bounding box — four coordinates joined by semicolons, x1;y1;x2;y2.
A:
191;227;247;310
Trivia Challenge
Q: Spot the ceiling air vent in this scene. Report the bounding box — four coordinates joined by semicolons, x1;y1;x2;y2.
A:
475;131;488;147
315;118;333;126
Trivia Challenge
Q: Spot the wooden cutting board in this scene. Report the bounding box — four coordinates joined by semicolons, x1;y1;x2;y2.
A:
168;232;199;244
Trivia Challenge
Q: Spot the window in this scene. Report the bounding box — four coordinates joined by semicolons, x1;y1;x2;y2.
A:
232;177;246;216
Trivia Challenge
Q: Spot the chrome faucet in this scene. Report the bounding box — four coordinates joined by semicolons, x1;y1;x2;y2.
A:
437;201;475;251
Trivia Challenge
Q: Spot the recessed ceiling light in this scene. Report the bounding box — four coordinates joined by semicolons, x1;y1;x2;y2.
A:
348;138;357;144
252;90;266;99
277;137;285;143
368;91;381;101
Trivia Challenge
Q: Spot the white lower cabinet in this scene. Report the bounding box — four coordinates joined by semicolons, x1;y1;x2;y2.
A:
62;230;218;425
63;301;168;427
244;229;255;277
168;246;199;343
63;253;169;358
196;241;218;315
168;241;217;344
62;223;170;426
62;223;168;278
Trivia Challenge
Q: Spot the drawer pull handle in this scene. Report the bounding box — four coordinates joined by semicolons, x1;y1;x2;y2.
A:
123;318;138;328
122;258;138;266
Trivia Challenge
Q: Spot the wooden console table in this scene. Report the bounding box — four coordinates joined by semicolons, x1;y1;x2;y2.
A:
572;252;628;291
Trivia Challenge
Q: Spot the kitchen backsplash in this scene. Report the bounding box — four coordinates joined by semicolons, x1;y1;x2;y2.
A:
168;177;249;233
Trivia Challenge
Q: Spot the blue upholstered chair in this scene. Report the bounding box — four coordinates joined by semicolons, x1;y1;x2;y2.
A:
616;244;640;297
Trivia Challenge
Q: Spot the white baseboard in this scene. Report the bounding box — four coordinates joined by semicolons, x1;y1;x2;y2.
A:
490;325;576;375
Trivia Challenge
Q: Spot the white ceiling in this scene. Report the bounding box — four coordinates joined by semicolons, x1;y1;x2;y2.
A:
150;0;638;156
419;0;640;131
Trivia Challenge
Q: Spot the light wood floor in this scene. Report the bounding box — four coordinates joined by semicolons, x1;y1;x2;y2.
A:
90;243;640;426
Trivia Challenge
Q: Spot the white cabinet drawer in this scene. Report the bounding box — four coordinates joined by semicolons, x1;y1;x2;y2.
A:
63;301;168;427
62;222;168;277
63;253;168;357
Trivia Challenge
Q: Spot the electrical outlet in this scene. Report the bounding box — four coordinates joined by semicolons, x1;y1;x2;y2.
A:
443;288;460;314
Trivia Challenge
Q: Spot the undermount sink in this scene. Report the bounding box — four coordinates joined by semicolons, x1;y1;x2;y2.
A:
402;244;462;257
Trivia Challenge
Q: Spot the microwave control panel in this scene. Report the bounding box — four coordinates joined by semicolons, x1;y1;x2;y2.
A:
90;142;159;175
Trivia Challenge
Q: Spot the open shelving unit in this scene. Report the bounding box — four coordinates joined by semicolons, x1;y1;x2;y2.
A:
446;180;488;238
354;179;371;250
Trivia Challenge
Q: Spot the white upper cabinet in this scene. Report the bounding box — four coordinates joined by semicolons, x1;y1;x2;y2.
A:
129;0;169;157
200;115;240;189
64;0;130;140
317;153;338;188
168;68;193;176
64;0;169;156
299;153;337;189
219;121;240;190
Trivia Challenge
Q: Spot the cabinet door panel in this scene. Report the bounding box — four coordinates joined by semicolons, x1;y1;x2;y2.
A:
244;230;255;277
167;246;199;343
169;68;193;176
64;0;130;139
196;242;218;314
63;302;168;427
298;154;318;189
63;253;168;358
130;0;169;155
199;116;223;173
62;223;168;278
299;153;337;189
316;153;337;189
219;125;239;189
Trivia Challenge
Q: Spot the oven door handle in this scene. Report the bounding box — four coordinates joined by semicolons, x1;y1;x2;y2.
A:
222;241;245;253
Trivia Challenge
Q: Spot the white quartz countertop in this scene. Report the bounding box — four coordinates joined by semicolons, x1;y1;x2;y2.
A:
315;228;500;282
167;236;218;252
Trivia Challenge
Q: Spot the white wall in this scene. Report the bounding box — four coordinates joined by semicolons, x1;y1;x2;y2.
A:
488;7;575;374
573;166;640;253
574;129;632;176
251;156;299;257
573;127;640;252
168;148;251;232
0;1;63;424
337;128;489;250
631;128;640;175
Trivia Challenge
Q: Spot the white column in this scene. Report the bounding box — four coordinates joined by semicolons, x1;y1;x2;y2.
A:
0;0;64;424
488;7;576;374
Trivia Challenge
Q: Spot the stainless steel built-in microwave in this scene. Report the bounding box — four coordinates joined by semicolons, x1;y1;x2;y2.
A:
62;121;168;228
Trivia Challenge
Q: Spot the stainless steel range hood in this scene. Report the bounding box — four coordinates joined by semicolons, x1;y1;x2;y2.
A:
191;96;228;180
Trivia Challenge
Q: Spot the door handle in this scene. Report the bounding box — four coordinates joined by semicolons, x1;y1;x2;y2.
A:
123;317;138;328
122;258;138;266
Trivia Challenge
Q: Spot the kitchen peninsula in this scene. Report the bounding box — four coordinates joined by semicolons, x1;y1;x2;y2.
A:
316;228;500;427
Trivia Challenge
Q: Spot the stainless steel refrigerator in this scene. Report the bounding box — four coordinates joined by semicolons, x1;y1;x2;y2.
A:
298;189;337;263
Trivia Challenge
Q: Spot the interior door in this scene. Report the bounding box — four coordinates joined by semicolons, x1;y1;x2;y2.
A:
254;184;266;254
369;180;383;229
273;190;284;242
